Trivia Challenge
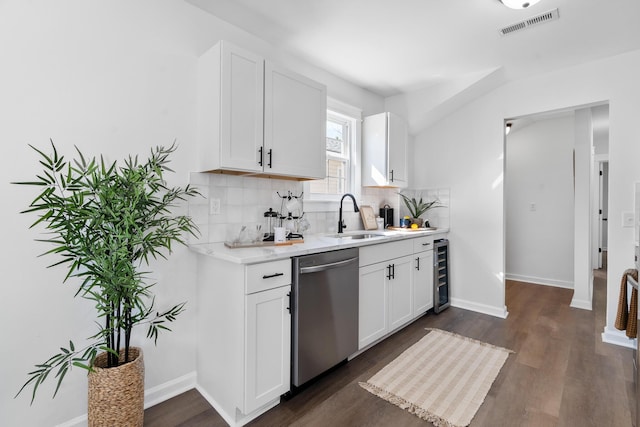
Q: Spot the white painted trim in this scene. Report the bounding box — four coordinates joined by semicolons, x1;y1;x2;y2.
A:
450;298;509;319
195;385;280;427
144;371;197;408
602;325;636;349
570;297;593;310
505;273;574;289
55;372;197;427
56;414;86;427
195;385;236;426
327;97;363;119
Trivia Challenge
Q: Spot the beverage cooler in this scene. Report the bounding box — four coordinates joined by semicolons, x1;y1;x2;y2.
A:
433;239;450;314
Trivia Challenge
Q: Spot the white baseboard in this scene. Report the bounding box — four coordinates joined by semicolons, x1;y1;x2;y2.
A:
195;385;236;427
56;372;197;427
602;325;637;349
570;297;592;311
505;273;574;289
450;298;508;319
195;385;279;427
144;371;197;408
56;414;86;427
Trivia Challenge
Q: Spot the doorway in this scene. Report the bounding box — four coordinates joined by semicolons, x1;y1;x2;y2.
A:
504;102;609;313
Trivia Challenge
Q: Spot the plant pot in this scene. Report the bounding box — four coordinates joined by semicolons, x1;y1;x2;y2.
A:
410;217;424;228
88;347;144;427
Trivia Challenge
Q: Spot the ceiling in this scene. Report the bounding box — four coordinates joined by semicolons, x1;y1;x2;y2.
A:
186;0;640;98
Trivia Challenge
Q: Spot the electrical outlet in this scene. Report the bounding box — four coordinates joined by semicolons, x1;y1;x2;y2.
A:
622;211;634;228
529;203;536;212
209;198;221;215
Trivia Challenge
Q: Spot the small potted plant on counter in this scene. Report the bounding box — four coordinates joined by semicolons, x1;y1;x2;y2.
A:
398;191;444;228
13;141;199;426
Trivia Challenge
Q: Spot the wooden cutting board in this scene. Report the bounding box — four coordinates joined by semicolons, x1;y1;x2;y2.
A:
386;227;437;231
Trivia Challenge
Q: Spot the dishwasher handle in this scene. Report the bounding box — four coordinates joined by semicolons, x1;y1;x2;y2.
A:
299;256;358;274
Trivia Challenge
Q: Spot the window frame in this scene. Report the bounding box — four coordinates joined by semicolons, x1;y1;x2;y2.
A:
304;98;362;213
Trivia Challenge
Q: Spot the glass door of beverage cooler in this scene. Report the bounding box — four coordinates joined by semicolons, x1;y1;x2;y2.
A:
433;239;450;314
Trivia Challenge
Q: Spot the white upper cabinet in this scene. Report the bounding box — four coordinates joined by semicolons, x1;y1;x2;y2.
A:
362;112;408;188
264;62;326;179
198;41;264;173
197;40;326;180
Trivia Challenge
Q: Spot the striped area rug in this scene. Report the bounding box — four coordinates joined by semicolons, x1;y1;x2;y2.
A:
360;329;513;427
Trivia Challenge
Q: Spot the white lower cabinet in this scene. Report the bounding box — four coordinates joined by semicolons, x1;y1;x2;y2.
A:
413;250;434;315
413;235;435;316
196;256;291;424
388;255;413;330
245;284;291;413
358;240;414;350
358;262;389;349
358;235;438;350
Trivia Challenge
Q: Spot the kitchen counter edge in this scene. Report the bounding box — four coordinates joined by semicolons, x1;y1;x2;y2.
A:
189;228;449;264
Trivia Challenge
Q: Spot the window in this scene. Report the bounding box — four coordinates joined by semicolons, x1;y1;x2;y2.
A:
309;112;352;196
305;99;361;208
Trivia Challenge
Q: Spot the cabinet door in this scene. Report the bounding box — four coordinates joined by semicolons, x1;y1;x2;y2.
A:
413;250;434;316
220;43;264;172
362;113;388;187
388;255;413;331
245;285;291;413
359;263;388;350
264;62;326;179
387;112;408;187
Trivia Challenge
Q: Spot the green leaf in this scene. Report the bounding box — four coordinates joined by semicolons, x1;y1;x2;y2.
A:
13;142;198;401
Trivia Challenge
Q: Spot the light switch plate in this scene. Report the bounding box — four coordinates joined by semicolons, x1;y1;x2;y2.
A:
210;198;221;215
622;211;634;227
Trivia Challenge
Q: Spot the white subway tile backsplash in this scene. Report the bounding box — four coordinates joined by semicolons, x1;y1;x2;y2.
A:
210;174;227;187
227;187;244;205
188;173;449;243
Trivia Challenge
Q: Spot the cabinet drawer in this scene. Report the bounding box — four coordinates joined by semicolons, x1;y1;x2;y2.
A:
413;235;435;253
246;259;292;294
359;240;413;267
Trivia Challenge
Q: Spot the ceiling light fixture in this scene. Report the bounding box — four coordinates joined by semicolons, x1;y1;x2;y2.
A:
500;0;541;9
505;123;512;135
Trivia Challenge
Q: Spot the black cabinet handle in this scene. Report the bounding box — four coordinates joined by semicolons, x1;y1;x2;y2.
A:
263;272;284;279
258;147;263;166
422;242;431;247
415;257;420;271
286;291;291;313
390;169;394;182
268;149;273;168
387;264;396;279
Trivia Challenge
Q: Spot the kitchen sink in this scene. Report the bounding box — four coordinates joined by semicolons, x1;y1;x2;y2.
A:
341;234;378;240
328;231;389;240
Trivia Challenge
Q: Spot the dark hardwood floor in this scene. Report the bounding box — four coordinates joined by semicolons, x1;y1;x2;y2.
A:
145;266;635;426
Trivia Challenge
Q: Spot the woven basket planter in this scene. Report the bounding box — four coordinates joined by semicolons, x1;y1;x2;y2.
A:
88;347;144;427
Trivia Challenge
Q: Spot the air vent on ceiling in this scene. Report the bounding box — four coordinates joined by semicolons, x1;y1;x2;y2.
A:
499;8;559;36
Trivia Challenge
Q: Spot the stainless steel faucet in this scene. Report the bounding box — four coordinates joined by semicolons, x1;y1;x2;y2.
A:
338;193;359;233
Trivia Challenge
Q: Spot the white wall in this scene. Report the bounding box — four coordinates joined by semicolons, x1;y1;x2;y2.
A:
411;48;640;338
0;1;383;425
572;107;594;310
505;115;575;288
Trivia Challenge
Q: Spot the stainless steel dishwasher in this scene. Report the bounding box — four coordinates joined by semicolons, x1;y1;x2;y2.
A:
291;247;359;388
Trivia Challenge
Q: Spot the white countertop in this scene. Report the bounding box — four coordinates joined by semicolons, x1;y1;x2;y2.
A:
189;228;449;264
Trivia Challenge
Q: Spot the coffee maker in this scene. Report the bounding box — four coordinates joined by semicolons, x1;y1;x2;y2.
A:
379;204;394;229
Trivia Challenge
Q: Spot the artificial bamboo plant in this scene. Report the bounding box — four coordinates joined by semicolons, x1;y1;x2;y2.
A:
14;141;199;402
